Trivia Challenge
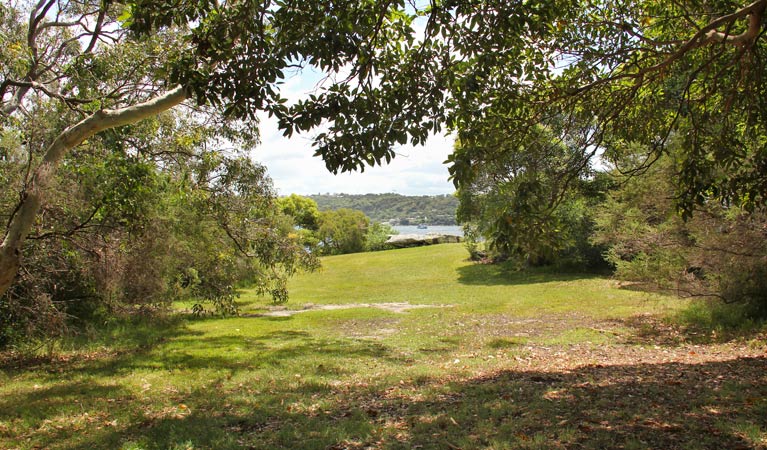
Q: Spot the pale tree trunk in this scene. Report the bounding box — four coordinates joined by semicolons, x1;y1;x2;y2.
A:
0;86;187;297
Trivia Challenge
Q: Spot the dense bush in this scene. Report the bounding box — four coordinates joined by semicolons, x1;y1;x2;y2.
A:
593;149;767;318
278;196;399;256
0;113;317;349
317;208;370;255
453;124;609;268
365;222;399;252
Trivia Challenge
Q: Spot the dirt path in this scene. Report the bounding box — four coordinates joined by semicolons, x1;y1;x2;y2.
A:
248;302;453;317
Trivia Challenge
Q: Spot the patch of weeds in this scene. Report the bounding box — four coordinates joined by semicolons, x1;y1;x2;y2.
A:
313;363;346;376
556;425;578;443
730;420;767;447
541;327;612;346
68;313;188;351
412;374;432;386
120;443;146;450
673;300;767;343
418;336;461;355
624;439;653;450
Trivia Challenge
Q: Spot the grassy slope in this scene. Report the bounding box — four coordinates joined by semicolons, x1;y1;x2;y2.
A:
1;244;765;449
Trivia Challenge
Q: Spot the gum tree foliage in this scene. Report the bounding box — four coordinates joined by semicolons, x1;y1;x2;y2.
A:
277;194;321;231
3;0;767;297
276;194;322;251
364;221;399;252
277;194;397;254
441;0;767;219
454;122;609;266
0;0;424;297
593;144;767;316
317;208;370;255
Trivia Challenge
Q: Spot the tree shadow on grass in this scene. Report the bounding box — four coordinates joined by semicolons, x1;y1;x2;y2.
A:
613;284;767;346
0;314;198;376
0;380;128;418
130;330;399;375
50;328;401;385
7;310;765;449
62;356;767;450
2;317;401;381
1;325;409;448
456;263;603;287
0;380;133;449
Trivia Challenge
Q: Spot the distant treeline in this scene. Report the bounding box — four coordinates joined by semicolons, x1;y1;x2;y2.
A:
309;193;458;225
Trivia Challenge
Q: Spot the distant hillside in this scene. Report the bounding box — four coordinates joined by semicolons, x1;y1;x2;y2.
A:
310;193;458;225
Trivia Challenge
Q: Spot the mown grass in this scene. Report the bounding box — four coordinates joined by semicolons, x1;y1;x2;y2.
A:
1;243;765;449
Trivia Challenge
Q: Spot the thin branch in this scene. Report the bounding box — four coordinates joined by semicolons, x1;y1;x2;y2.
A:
28;203;104;241
28;0;57;59
692;243;766;258
673;286;731;303
3;79;94;105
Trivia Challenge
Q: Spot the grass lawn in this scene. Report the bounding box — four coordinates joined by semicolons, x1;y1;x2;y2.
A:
1;244;765;449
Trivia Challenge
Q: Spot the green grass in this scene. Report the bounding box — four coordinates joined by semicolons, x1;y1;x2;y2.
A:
1;244;765;449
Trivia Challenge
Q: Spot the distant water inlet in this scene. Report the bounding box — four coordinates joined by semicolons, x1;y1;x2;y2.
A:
392;225;464;236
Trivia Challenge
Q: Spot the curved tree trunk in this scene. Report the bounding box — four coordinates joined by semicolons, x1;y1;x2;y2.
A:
0;86;187;297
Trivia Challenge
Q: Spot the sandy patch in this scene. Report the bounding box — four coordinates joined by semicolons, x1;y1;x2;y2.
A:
250;302;452;317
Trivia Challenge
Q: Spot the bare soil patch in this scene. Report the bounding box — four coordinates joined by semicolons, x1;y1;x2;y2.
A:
248;302;453;317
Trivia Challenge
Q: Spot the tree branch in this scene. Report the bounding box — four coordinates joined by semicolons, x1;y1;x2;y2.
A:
565;0;767;97
3;79;94;106
84;7;107;54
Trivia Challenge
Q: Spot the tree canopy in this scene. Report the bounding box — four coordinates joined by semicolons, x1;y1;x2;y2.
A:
3;0;767;297
277;194;321;231
437;0;767;218
317;208;370;255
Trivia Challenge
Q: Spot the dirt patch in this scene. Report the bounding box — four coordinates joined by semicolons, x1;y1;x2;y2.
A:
249;302;453;317
337;318;402;340
452;312;617;339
